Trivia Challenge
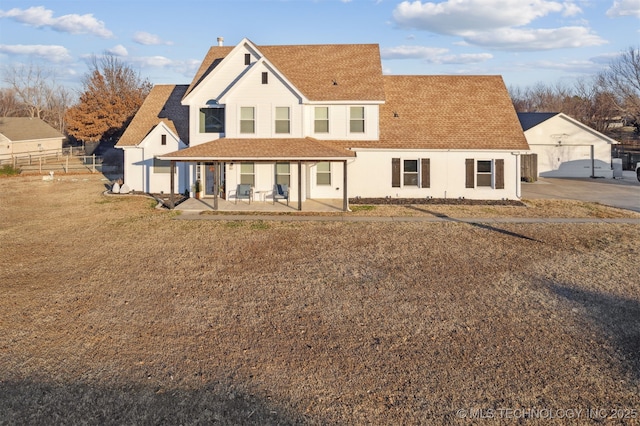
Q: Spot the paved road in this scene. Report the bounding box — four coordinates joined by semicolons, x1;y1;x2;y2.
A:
522;171;640;213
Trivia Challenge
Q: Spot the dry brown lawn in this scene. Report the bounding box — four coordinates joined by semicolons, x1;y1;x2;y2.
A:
1;175;639;425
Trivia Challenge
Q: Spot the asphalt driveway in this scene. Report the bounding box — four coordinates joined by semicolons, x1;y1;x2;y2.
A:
522;171;640;213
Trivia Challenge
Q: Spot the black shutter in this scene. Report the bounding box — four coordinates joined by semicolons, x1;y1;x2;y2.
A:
495;159;504;189
420;158;430;188
392;158;400;188
465;159;475;188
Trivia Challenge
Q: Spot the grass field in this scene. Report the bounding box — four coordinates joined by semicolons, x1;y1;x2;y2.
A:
1;175;639;424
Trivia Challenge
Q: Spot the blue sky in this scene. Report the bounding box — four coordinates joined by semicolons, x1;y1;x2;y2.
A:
0;0;638;92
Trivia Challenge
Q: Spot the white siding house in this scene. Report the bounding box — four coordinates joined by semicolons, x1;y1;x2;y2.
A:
118;38;529;208
518;112;618;178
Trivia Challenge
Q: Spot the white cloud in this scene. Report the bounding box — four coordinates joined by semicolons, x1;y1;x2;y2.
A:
391;0;605;51
107;45;128;57
381;45;492;64
133;31;173;46
439;52;493;64
606;0;640;18
393;0;564;35
0;6;113;38
561;1;582;16
0;44;73;62
468;27;607;51
381;45;449;59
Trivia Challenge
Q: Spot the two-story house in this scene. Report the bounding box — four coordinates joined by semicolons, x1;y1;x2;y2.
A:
116;38;529;209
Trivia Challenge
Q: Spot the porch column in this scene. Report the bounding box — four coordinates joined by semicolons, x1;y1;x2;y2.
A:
213;161;219;210
169;160;176;209
343;160;349;212
297;161;302;211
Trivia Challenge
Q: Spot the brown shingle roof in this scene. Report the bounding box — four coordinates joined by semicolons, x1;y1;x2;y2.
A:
184;43;385;102
352;75;529;151
160;137;355;160
116;85;189;147
0;117;65;141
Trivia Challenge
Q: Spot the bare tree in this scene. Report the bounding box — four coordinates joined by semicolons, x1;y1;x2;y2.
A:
0;88;25;117
597;46;640;131
1;64;72;133
65;54;152;143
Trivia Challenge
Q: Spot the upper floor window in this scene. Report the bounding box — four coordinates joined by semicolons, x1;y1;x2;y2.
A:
262;72;268;84
244;54;251;65
314;107;329;133
275;107;290;134
350;107;365;133
199;107;225;133
240;107;255;134
161;134;166;145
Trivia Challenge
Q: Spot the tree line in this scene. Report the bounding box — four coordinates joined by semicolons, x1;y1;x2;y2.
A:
1;54;151;144
510;46;639;136
1;47;639;145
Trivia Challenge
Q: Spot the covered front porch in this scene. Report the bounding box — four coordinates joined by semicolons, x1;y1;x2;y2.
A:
159;137;355;212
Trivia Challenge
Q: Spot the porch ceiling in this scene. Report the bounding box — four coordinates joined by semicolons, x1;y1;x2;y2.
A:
157;137;357;162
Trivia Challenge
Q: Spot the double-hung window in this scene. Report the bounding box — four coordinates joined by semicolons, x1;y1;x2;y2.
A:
350;107;365;133
476;160;493;187
314;107;329;133
275;107;290;134
403;160;419;186
240;107;255;134
316;162;331;185
465;159;504;189
275;162;290;186
240;163;255;186
392;158;430;188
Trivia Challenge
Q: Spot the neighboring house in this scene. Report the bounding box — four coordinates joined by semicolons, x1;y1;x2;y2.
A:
0;117;66;163
117;38;529;209
518;112;618;178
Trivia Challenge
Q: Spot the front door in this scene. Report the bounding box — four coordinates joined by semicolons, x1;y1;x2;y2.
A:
204;163;225;198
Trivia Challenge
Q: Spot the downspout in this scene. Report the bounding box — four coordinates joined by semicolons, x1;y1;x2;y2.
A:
512;152;521;199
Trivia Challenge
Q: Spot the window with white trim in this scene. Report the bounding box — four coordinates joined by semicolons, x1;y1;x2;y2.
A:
316;162;331;185
314;107;329;133
350;106;365;133
476;160;492;187
275;162;290;186
275;107;290;134
240;107;255;134
240;163;255;186
403;159;419;186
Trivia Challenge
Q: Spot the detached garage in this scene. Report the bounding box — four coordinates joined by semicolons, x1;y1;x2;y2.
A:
518;112;618;178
